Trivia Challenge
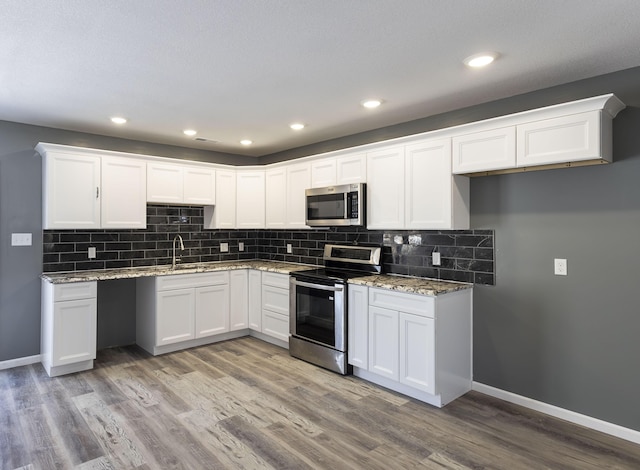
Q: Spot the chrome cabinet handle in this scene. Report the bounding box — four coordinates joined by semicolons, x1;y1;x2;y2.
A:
291;278;343;292
96;187;99;199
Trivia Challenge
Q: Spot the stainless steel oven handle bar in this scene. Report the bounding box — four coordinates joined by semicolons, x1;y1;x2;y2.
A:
290;279;344;292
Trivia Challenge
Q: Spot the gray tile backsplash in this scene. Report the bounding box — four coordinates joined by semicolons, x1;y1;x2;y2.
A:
43;205;494;285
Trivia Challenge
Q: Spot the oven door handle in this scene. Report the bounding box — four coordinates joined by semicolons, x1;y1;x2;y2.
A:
291;279;344;292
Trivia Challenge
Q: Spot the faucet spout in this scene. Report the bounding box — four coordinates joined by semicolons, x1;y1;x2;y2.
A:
172;234;185;269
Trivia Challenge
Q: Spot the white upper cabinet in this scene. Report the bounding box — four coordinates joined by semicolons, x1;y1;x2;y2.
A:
183;167;216;205
452;127;516;174
366;146;405;229
146;162;183;203
311;158;337;187
147;162;215;205
336;153;367;184
101;156;147;229
517;110;605;167
405;139;469;230
452;94;625;175
236;170;265;228
39;144;147;230
205;169;236;229
42;150;102;229
286;162;311;229
265;167;287;228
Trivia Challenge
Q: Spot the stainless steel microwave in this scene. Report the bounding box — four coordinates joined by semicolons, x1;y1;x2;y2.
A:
305;183;365;227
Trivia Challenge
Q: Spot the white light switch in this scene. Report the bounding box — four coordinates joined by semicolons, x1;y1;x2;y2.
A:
11;233;32;246
286;244;293;254
238;242;244;252
220;242;229;253
88;247;97;259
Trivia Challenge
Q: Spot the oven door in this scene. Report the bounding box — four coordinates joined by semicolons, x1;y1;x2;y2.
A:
290;277;346;352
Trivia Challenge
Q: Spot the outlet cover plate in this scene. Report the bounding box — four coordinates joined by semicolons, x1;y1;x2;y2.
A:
220;242;229;253
11;233;32;246
554;258;567;276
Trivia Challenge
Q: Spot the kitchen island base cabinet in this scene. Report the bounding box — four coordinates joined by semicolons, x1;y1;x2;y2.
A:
348;284;472;408
41;280;97;377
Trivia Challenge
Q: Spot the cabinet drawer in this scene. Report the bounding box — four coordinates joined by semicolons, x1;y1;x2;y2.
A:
262;310;289;342
262;272;290;289
262;285;289;316
369;288;434;318
157;271;229;290
54;282;97;301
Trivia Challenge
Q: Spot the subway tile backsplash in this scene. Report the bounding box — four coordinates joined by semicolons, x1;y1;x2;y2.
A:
43;205;495;285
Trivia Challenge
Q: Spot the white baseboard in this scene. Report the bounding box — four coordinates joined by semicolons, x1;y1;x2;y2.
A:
472;382;640;445
0;354;41;371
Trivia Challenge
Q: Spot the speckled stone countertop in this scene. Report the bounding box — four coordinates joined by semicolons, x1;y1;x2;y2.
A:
349;274;471;296
42;260;472;295
41;260;317;284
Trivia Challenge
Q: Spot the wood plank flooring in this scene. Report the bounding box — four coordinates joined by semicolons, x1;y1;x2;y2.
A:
2;336;640;469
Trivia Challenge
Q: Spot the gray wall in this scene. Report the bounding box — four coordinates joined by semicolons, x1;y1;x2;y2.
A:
2;66;640;432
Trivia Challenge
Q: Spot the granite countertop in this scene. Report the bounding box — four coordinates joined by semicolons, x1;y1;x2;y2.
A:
349;274;471;296
42;260;473;295
41;260;317;284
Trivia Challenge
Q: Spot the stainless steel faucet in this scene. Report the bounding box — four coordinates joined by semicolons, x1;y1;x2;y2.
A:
172;234;185;269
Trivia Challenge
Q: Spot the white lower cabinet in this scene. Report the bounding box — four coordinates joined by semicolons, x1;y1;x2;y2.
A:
137;271;240;355
259;272;290;344
229;269;249;330
248;270;262;330
41;280;97;377
348;284;472;407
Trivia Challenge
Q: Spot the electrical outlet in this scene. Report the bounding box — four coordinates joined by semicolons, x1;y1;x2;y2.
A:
11;233;32;246
220;242;229;253
554;258;567;276
238;242;244;252
286;244;293;254
432;251;441;266
88;247;97;259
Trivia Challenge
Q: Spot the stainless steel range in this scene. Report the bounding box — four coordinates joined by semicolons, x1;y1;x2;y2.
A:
289;244;382;375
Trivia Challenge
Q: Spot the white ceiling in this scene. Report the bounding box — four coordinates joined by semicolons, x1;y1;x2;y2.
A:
3;1;640;158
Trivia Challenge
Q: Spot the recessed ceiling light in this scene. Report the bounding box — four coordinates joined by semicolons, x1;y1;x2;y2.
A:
290;123;305;130
240;139;253;146
361;99;382;109
183;129;197;136
110;116;127;124
463;52;499;68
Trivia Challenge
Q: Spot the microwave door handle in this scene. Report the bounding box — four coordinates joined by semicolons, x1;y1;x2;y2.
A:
291;279;343;292
344;193;349;219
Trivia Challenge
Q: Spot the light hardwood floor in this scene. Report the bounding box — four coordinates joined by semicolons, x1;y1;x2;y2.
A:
2;336;640;469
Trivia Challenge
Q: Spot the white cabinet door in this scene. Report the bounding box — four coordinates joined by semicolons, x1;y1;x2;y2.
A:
147;162;184;203
229;270;249;331
517;111;602;167
347;284;368;368
156;288;195;346
52;297;97;367
452;127;516;174
286;162;311;228
405;138;469;230
236;170;265;228
248;270;262;330
184;167;216;205
368;305;399;381
195;284;229;338
311;158;337;187
43;152;101;229
399;312;436;394
205;169;236;229
265;167;287;228
336;153;367;184
366;147;405;229
101;156;147;229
